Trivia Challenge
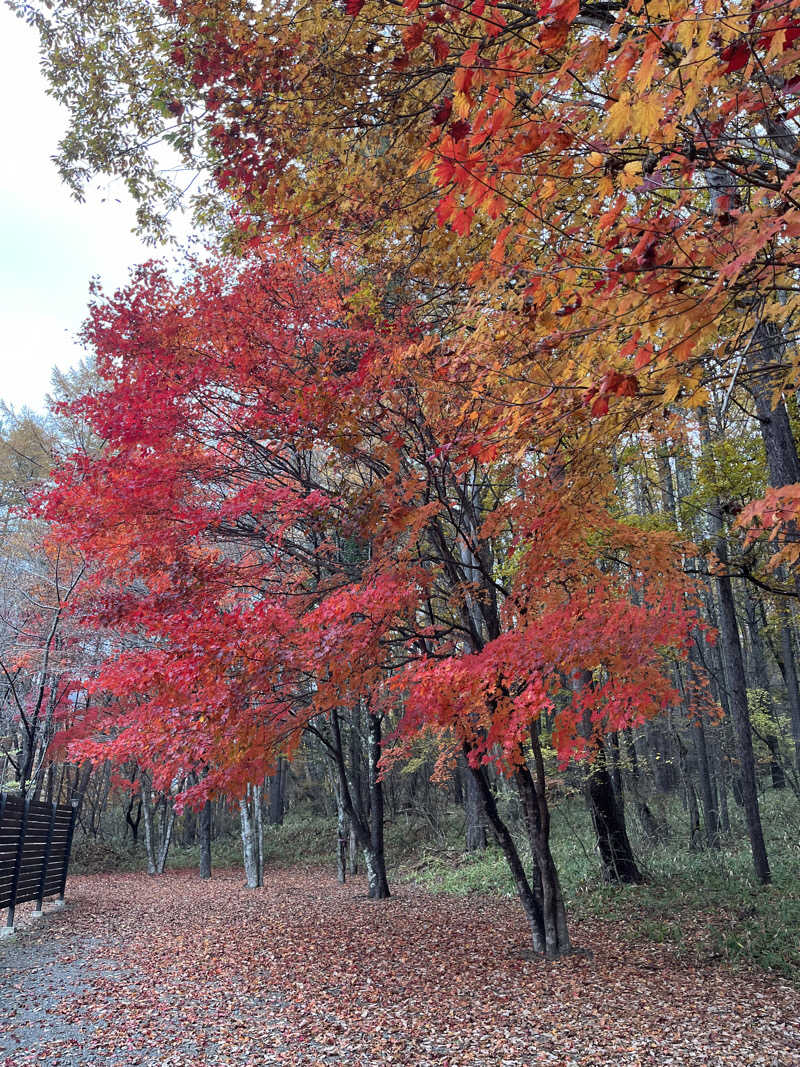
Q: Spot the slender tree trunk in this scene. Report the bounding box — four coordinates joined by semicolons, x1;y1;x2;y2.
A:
623;729;666;842
329;707;390;899
687;650;720;849
715;742;732;835
364;712;390;899
254;784;264;885
710;535;771;883
348;824;359;875
467;757;549;956
576;671;642;884
744;588;787;791
140;773;157;876
779;616;800;771
746;321;800;488
240;785;263;888
199;798;212;879
463;756;487;851
584;743;643;883
334;781;348;884
693;712;719;847
674;727;703;850
518;723;571;956
744;321;800;772
155;798;176;875
698;409;772;883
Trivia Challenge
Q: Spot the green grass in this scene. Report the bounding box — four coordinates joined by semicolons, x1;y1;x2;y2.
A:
70;813;336;876
569;793;800;981
401;788;800;983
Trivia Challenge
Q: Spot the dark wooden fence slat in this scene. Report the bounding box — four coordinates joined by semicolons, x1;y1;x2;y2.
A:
13;875;49;898
56;800;79;903
33;803;58;914
5;795;30;929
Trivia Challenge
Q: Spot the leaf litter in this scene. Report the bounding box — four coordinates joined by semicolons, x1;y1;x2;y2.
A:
0;868;798;1066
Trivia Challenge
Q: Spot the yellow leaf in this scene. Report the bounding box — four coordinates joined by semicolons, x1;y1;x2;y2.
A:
617;160;643;189
683;387;710;408
605;93;632;139
453;91;471;119
629;94;663;137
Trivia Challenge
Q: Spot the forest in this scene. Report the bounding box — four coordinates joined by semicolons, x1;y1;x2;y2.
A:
1;0;800;1027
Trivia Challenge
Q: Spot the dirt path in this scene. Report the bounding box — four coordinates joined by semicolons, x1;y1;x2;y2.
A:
0;869;798;1066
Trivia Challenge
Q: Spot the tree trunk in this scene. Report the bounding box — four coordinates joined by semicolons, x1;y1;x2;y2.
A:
716;743;732;835
744;322;800;772
467;757;551;956
348;824;359;875
199;798;212;879
463;756;487;851
334;781;348;884
140;773;157;876
518;723;571;956
687;653;720;849
710;535;771;883
240;785;263;888
675;728;703;850
607;730;623;800
364;712;390;899
254;784;264;885
698;409;772;884
746;321;800;488
744;588;788;792
779;617;800;772
575;671;642;884
693;712;719;847
584;743;643;883
329;706;390;899
622;729;667;842
155;798;176;875
125;793;142;844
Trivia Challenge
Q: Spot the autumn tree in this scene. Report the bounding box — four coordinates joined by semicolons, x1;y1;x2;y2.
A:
37;245;699;953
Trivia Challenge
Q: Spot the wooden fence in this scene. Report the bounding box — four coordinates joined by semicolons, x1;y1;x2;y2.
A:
0;793;78;932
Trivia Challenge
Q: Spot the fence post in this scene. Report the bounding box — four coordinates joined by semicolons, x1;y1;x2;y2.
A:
0;793;6;919
55;798;79;907
32;801;58;917
4;795;30;934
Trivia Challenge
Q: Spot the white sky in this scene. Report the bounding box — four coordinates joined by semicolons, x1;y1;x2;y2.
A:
0;6;177;412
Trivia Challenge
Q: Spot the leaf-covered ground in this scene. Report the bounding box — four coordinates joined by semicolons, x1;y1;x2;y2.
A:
1;869;798;1066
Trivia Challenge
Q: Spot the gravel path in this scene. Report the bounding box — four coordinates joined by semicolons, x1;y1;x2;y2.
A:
0;907;120;1064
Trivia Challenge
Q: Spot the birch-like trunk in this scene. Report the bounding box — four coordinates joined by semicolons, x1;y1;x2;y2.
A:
140;773;157;876
240;785;263;888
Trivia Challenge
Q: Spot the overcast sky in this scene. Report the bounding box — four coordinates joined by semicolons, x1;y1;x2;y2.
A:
0;6;174;413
